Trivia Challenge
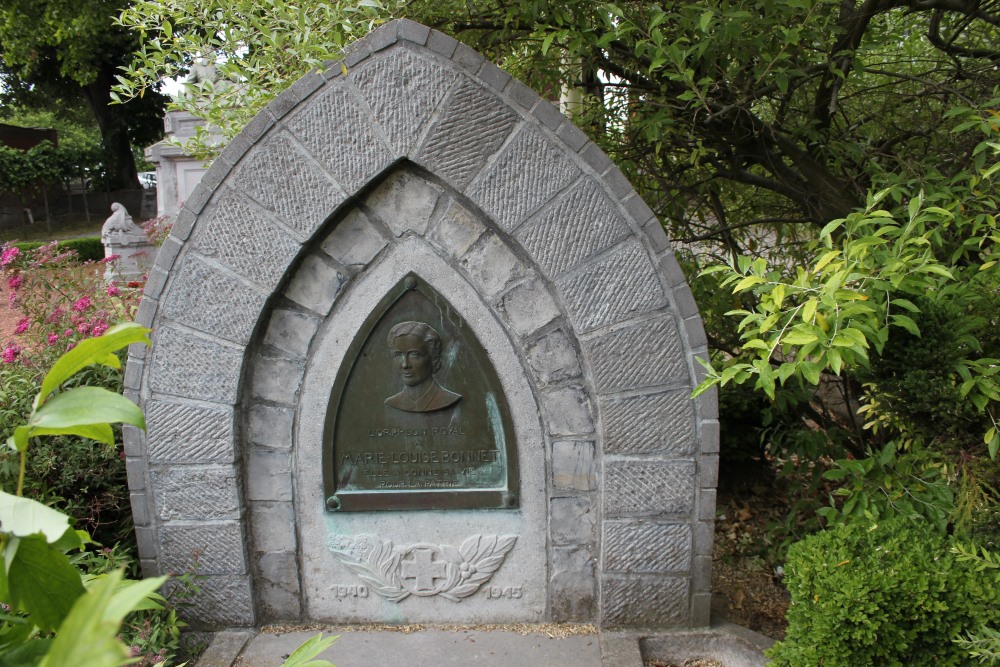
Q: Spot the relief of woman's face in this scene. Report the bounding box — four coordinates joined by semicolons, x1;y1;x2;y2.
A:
390;334;433;386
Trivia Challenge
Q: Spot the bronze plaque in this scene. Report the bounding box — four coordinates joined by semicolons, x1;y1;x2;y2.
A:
323;274;519;511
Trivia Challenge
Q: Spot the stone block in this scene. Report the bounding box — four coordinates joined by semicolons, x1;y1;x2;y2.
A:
321;209;387;268
160;522;246;575
288;80;393;193
674;283;699;320
160;254;267;345
604;461;695;517
125;458;145;491
695;521;714;556
123;424;143;457
366;170;442;237
367;23;397;52
643;218;670;253
249;405;295;449
556;240;666;333
123;359;143;392
250;501;297;552
701;454;719;488
460;233;527;300
453;42;484;72
130;492;149;526
148;326;243;403
524;329;582;385
265;91;300;122
418;79;518;189
343;40;371;68
551;440;596;491
505;79;538;110
602;575;689;628
144;266;168;300
468;126;579;231
477;61;511;92
515;178;630;277
252;356;306;405
135;526;155;560
427;200;486;258
171;208;196;241
556;121;588;152
550;545;595;622
602;164;632;199
624;193;655;226
698;489;717;522
684;315;708;350
397;19;430;45
146;399;235;464
692;592;711;627
541;385;594;437
580;142;613;175
151;466;240;521
194;189;301;289
693;555;712;593
584;315;687;394
658;250;687;288
533;100;566;131
233;132;345;239
602;389;696;455
257;551;302;620
264;309;320;358
701;420;720;454
352;48;457;156
246;449;293;502
603;521;692;573
426;30;458;57
497;279;560;337
699;385;719;420
184;576;255;627
551;496;596;544
285;255;347;316
156;236;183;271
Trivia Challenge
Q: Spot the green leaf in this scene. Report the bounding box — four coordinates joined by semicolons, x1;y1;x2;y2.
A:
783;330;819;346
7;536;85;633
36;323;151;410
890;314;921;337
0;492;75;545
38;569;165;667
29;387;145;434
733;275;764;292
28;423;115;446
280;632;338;667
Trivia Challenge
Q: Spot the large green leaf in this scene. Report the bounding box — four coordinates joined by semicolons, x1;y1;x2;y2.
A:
39;569;167;667
7;536;85;633
28;387;145;433
0;492;75;545
280;632;338;667
36;323;150;409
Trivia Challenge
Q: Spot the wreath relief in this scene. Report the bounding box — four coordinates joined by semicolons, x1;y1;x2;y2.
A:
328;533;518;603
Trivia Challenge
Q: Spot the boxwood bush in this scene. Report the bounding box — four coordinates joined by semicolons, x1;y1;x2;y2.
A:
769;517;1000;666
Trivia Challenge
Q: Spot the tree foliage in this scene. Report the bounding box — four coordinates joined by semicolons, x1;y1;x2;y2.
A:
0;0;167;189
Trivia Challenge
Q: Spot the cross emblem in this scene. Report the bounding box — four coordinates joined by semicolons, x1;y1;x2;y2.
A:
400;547;447;593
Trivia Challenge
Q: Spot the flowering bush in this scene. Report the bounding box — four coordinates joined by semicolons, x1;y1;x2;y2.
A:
1;240;143;370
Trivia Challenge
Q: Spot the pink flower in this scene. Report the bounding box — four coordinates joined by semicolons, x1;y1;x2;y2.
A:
76;322;92;335
13;318;29;334
107;283;121;297
91;321;108;337
64;329;73;337
1;344;21;364
99;254;121;264
46;307;65;323
47;333;59;345
72;296;91;312
0;246;19;267
7;274;22;290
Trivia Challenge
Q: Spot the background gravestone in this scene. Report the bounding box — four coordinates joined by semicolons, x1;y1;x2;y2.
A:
126;19;719;630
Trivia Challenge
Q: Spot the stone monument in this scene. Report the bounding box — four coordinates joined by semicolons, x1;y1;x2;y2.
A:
100;202;154;282
125;19;718;631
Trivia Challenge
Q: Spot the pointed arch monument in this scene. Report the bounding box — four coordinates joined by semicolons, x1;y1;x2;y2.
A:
126;19;718;630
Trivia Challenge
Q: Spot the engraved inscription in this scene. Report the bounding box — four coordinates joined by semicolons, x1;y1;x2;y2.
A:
330;584;369;598
329;533;518;603
484;585;523;599
324;274;519;510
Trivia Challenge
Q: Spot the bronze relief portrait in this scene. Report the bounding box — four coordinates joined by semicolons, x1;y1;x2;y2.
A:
384;321;461;413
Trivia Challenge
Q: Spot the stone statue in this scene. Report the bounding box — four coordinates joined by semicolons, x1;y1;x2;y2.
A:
101;202;145;243
385;321;461;413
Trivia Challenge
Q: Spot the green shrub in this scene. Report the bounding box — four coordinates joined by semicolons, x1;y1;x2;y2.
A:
13;236;105;262
769;517;1000;666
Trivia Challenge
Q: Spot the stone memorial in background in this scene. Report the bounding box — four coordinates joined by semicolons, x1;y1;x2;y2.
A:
125;19;719;631
101;203;155;283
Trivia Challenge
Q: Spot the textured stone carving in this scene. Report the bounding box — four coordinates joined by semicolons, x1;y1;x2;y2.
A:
353;48;458;155
585;316;686;393
160;254;266;345
233;132;345;238
184;576;255;626
604;461;695;516
557;240;666;333
329;534;517;602
603;389;696;455
145;400;234;464
288;81;393;192
602;576;688;627
604;522;692;572
148;326;243;403
469;126;579;231
159;522;246;575
516;180;629;277
194;190;301;288
150;467;240;521
419;79;518;188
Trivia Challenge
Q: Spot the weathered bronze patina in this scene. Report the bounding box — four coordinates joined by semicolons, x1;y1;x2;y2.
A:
323;273;519;511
